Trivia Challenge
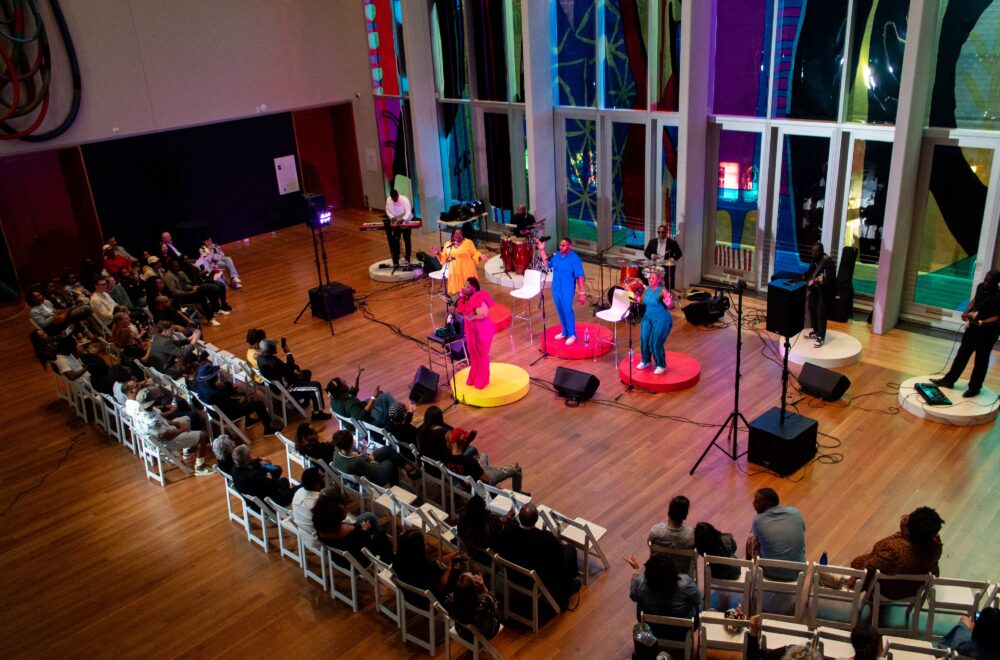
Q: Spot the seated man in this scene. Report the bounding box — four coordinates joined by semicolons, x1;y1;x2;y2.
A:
326;370;398;427
746;488;805;581
291;467;326;538
648;495;696;575
89;278;118;328
27;290;94;336
132;387;212;475
194;363;282;436
53;335;91;384
148;320;200;378
151;295;206;334
197;235;242;288
255;338;330;421
60;270;92;307
495;503;581;610
102;244;131;278
850;506;943;599
444;427;524;493
331;428;414;486
161;261;222;326
230;445;294;506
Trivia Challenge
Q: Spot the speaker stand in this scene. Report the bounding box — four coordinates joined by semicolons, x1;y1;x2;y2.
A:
690;280;749;475
293;225;334;336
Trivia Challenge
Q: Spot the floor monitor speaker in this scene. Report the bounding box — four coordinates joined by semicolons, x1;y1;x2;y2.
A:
553;366;600;402
409;365;440;403
798;362;851;401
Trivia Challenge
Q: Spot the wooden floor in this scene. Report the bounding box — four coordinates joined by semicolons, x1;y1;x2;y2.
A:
1;209;998;658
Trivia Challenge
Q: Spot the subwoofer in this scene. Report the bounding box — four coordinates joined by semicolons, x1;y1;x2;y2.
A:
409;365;440;404
308;282;355;320
798;362;851;401
553;366;599;402
747;407;818;476
766;279;807;337
683;296;729;325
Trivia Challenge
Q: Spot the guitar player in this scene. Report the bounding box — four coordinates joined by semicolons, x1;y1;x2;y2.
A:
384;189;414;267
803;242;836;348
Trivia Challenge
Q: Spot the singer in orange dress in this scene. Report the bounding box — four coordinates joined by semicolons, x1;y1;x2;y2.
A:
454;277;495;389
433;228;483;295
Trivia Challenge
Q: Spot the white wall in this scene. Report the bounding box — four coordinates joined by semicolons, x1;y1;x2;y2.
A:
0;0;384;206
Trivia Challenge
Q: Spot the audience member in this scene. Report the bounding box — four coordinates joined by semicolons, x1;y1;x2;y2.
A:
444;428;524;493
495;503;581;609
195;363;282;436
648;495;695;575
105;236;133;262
102;244;131;278
60;270;91;307
747;488;805;581
851;622;883;660
148;321;199;377
291;467;325;539
850;506;944;599
245;328;266;384
940;608;999;660
311;489;393;564
132;388;212;475
457;495;514;565
415;405;451;461
111;312;149;362
231;445;294;506
393;528;458;603
293;423;335;464
256;339;330;420
693;521;741;579
197;235;242;288
27;289;93;336
161;261;221;326
29;328;58;369
89;278;118;328
326;371;399;426
152;295;207;333
212;434;237;476
625;551;701;641
385;401;419;446
743;614;824;660
446;571;502;642
331;429;415;485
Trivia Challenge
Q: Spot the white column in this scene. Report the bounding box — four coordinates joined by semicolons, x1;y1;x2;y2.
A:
522;0;556;248
675;0;713;289
872;0;938;333
401;0;445;231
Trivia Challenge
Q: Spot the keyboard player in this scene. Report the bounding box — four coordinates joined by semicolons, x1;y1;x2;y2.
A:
384;189;414;267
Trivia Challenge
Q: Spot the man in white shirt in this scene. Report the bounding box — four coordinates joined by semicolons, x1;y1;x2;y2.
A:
89;278;118;328
197;235;242;288
132;388;213;475
291;467;326;538
53;336;90;385
383;189;414;266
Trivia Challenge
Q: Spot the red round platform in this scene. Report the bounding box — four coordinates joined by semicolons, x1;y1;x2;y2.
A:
488;303;512;331
540;322;612;359
618;352;701;392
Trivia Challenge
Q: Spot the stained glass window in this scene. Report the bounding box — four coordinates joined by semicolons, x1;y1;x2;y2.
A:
603;0;649;110
845;0;909;124
565;117;599;242
470;0;509;102
713;130;760;274
929;0;1000;129
363;0;407;96
611;122;646;248
654;0;682;112
432;0;470;99
439;103;476;207
774;134;830;274
662;126;680;236
771;0;847;121
713;0;772;116
374;97;420;214
843;140;892;296
555;0;598;107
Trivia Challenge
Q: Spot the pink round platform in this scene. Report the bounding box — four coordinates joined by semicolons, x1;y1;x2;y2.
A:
618;352;701;392
488;303;512;331
540;322;612;359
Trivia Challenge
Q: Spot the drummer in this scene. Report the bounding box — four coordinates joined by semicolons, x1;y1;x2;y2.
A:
642;224;683;290
511;204;536;238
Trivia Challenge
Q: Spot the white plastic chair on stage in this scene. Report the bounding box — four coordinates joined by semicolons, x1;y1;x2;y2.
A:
594;288;632;365
510;269;542;342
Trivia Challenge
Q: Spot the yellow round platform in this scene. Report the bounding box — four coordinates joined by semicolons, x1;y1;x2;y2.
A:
451;363;530;407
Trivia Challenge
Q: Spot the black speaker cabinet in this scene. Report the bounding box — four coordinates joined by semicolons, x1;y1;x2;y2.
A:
747;407;818;476
409;365;440;404
798;362;851;401
683;299;724;326
308;282;355;320
304;192;327;228
553;366;600;401
766;279;807;337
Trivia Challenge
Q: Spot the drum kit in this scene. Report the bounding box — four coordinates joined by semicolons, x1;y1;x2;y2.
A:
607;256;677;309
500;218;549;276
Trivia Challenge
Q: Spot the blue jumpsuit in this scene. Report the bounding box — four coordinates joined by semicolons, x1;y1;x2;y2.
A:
640;285;672;369
549;250;585;339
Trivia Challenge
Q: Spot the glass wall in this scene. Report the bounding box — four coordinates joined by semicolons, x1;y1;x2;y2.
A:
712;130;761;276
555;0;598;107
432;0;470;99
774;134;830;274
845;0;909;124
610;122;646;248
439;103;476;208
771;0;847;120
661;126;680;236
929;0;1000;129
712;0;772;117
653;0;682;112
469;0;510;102
565;117;599;243
842;139;892;296
603;0;649;110
483;112;514;224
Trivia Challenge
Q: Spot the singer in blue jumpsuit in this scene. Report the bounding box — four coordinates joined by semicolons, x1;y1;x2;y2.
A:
638;269;673;371
540;238;586;341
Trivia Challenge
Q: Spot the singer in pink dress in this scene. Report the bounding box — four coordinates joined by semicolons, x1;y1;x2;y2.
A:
454;277;495;389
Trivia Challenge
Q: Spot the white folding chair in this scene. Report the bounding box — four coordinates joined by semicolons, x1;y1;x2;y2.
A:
393;574;444;654
509;268;542;342
493;551;561;633
870;571;933;639
758;618;817;652
541;507;609;585
649;543;699;583
99;393;124;445
362;546;402;626
884;639;952;660
594;287;632;364
816;626;858;659
259;373;309;428
240;494;276;552
699;611;752;660
191;392;251;446
275;431;306;485
703;555;754;612
478;481;530;516
327;545;376;612
808;563;868;630
754;558;811;623
446;468;480;519
437;600;504;660
360;477;417;544
640;613;698;660
264;497;302;565
420;456;450;511
922;575;990;641
361;420;387;448
217;467;247;529
298;530;328;591
140;434;194;486
398;498;458;560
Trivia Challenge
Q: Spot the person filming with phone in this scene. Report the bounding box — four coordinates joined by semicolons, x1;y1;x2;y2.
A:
326;368;400;427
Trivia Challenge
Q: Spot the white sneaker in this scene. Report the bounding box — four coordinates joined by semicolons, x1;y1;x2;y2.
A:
565;336;576;346
209;318;222;327
814;338;824;348
216;309;231;316
654;366;666;375
635;362;648;370
554;333;565;340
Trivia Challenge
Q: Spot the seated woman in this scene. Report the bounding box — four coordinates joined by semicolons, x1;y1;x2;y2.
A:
111;312;150;362
625;551;702;641
393;528;461;604
940;608;999;659
444;428;524;493
245;328;266;384
385;401;419;447
326;369;398;427
212;434;237;476
330;429;417;485
446;571;501;642
415;405;452;462
311;489;392;565
294;423;335;464
231;445;293;506
457;495;513;566
693;521;741;579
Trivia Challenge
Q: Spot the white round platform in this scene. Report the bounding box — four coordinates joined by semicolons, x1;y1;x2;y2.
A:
368;259;422;283
484;255;550;290
779;329;862;368
898;376;999;427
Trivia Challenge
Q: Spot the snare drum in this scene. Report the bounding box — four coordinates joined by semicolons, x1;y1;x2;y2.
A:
617;258;641;283
500;235;515;272
512;238;532;275
623;277;646;301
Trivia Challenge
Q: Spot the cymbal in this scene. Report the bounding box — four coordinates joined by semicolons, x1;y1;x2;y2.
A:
662;258;677;266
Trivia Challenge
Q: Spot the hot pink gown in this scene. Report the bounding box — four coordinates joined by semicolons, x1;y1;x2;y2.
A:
457;290;495;389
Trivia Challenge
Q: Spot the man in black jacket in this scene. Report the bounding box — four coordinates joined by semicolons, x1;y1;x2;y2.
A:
802;243;836;348
255;339;331;420
495;504;581;609
932;269;1000;397
643;225;683;290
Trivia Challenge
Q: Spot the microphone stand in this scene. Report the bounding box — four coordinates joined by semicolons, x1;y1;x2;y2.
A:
615;300;637;400
690;279;749;475
440;293;462;411
530;269;551;366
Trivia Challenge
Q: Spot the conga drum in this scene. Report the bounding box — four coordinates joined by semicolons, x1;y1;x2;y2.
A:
512;238;532;275
500;235;515;272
